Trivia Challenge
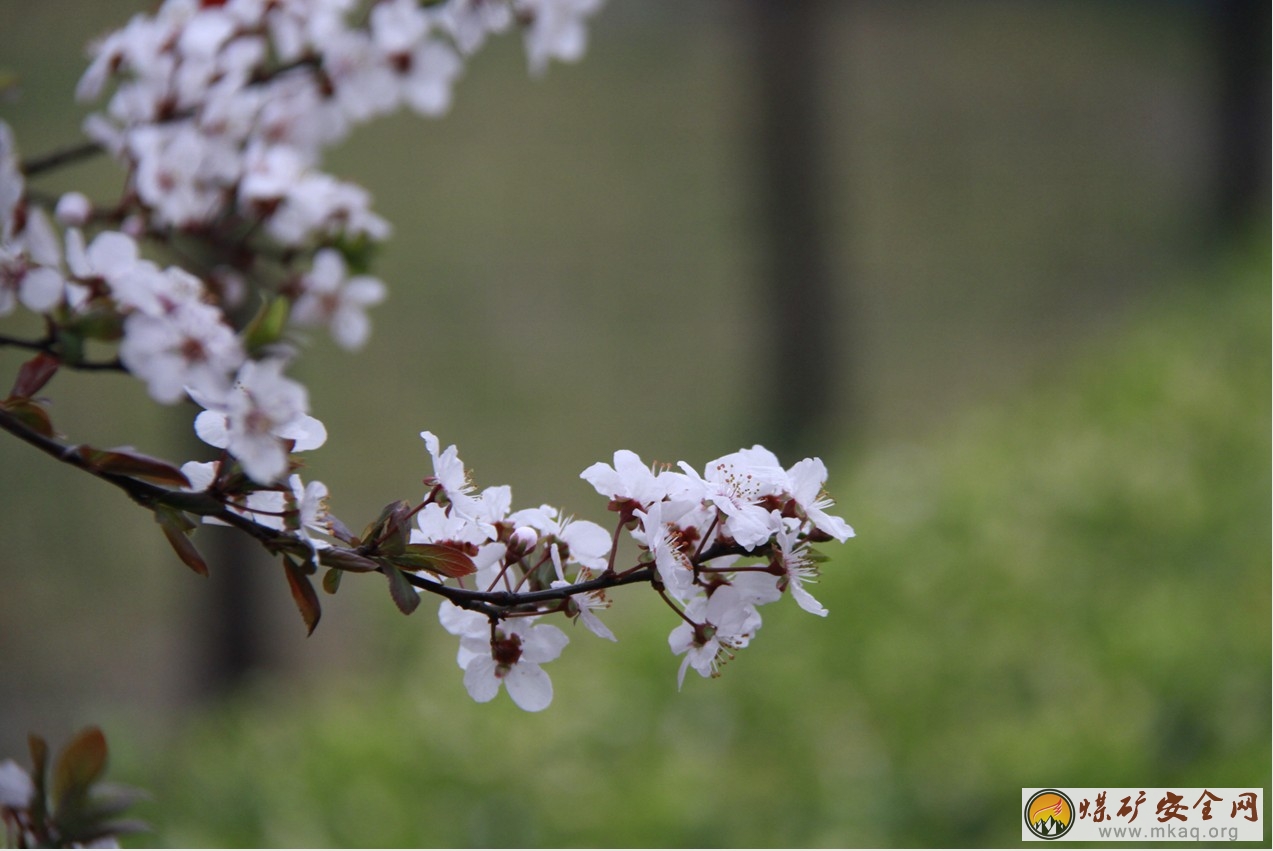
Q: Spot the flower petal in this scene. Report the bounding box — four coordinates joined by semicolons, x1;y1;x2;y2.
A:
462;656;501;703
503;662;553;712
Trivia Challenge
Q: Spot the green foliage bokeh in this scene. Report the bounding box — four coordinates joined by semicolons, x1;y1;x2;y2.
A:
106;245;1270;848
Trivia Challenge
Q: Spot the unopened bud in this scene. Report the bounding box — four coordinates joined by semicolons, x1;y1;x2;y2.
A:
54;192;92;227
508;525;538;556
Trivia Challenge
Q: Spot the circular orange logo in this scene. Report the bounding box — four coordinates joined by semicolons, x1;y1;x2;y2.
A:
1025;789;1074;840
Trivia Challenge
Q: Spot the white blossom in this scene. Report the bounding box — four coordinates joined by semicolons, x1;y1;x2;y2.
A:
291;248;386;350
193;359;326;484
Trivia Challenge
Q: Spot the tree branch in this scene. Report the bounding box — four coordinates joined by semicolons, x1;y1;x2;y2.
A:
0;404;662;624
19;141;105;178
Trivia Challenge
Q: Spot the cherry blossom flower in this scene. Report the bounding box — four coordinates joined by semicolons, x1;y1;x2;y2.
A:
633;501;697;601
459;618;569;711
420;430;482;518
549;543;616;641
785;456;855;542
193;359;327;484
0;209;66;317
288;474;332;544
676;455;781;551
437;0;514;55
291;248;387;350
439;601;570;710
579;448;674;508
517;0;605;76
668;585;763;689
119;295;245;404
507;504;610;571
771;518;828;617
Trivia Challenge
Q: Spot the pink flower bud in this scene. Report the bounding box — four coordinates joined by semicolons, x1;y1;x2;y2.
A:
54;192;92;227
509;525;538;556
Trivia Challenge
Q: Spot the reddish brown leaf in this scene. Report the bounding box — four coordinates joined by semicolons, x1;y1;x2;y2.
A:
317;548;380;572
52;727;107;811
11;352;60;398
79;447;191;487
155;508;209;577
389;543;477;578
282;556;322;635
1;398;55;437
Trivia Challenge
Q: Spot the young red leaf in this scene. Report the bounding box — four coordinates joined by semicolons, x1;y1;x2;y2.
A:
154;507;209;576
282;556;322;635
317;548;380;572
10;352;60;398
77;446;191;487
51;727;107;813
388;543;477;578
0;398;55;437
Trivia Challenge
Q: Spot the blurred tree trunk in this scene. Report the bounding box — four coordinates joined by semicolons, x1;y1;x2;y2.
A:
1210;0;1270;243
194;526;270;699
745;0;850;460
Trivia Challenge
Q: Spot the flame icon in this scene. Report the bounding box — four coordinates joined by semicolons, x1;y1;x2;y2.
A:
1025;789;1074;839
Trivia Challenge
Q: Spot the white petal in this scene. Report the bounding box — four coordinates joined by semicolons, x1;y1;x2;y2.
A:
560;519;610;570
19;267;64;312
503;662;553;712
235;435;288;484
578;607;617;642
790;580;829;617
520;623;569;664
180;461;218;491
438;600;487;638
462;656;500;703
280;414;327;451
0;759;34;809
193;410;230;448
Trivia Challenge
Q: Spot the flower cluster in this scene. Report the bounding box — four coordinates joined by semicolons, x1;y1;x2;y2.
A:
0;0;605;487
0;0;856;718
402;433;853;710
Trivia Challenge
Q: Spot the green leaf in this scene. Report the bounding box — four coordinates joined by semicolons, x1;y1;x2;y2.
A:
154;506;209;577
383;564;421;616
386;543;476;578
361;500;412;555
51;727;107;814
242;295;292;352
321;567;343;594
282;556;322;635
62;307;122;343
332;231;379;274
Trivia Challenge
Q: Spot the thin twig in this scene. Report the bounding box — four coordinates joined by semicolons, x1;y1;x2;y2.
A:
19;141;105;178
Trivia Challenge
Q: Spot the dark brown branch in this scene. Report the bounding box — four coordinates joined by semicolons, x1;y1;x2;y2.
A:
19;141;105;178
0;404;662;623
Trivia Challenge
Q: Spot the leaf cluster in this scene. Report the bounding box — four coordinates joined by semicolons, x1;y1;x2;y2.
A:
2;728;147;848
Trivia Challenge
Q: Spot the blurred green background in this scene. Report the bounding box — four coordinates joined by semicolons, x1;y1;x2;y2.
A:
0;1;1268;847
